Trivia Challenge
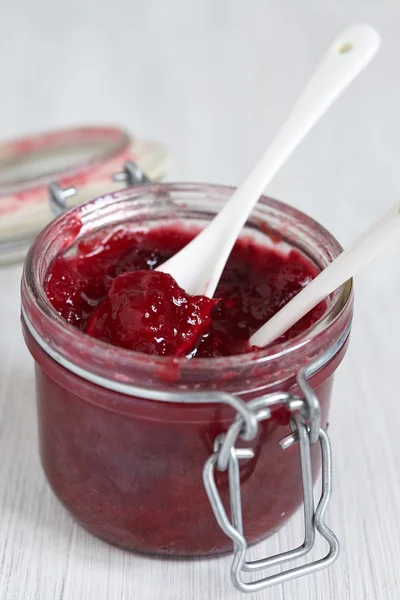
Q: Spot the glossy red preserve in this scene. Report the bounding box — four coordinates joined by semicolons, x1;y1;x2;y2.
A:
21;184;353;556
45;224;326;357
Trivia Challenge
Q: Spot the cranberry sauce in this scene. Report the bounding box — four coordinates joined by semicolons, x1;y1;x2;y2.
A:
85;270;218;356
45;225;325;357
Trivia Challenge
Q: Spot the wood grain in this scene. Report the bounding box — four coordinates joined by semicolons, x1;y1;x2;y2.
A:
1;1;400;598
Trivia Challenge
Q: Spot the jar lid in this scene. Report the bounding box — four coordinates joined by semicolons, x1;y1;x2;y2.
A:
0;125;169;264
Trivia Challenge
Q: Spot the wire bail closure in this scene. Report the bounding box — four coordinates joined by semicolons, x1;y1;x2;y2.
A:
203;367;339;593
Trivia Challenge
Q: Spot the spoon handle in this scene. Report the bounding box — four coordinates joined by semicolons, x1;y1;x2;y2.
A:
224;24;380;218
158;24;380;298
250;200;400;348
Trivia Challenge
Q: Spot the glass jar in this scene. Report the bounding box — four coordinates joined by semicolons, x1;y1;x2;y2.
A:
21;183;353;583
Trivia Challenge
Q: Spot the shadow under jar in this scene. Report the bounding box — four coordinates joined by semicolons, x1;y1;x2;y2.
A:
21;183;353;558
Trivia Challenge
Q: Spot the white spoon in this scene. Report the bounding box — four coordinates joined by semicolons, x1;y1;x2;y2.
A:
250;199;400;348
158;24;380;297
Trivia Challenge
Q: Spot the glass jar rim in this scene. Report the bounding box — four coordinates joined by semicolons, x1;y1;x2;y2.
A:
21;182;353;395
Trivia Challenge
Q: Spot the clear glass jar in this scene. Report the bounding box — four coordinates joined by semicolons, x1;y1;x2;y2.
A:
21;183;353;558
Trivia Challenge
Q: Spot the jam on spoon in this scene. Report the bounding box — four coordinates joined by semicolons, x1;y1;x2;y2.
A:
85;270;218;357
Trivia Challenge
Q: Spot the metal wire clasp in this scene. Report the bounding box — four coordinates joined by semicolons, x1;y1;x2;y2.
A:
48;162;149;217
203;368;339;593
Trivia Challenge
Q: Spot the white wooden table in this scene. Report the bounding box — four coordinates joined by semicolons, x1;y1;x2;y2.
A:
1;1;400;598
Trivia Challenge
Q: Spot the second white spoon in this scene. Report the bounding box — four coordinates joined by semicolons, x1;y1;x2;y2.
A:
158;24;380;297
250;199;400;348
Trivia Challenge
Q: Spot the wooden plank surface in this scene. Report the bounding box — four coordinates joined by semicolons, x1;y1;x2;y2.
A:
1;1;400;598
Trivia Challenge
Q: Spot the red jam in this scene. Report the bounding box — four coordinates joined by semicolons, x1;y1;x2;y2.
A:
85;270;218;356
45;225;325;356
23;194;352;559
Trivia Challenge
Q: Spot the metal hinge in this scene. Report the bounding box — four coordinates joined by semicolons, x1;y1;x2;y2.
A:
49;161;149;217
